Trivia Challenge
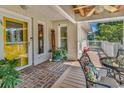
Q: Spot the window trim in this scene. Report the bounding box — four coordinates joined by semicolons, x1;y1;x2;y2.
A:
58;24;68;50
37;21;46;55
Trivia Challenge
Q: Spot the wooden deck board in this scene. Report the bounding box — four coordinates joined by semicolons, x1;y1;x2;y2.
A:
64;78;85;85
62;81;83;88
69;73;83;77
51;64;86;88
67;76;83;80
59;83;77;88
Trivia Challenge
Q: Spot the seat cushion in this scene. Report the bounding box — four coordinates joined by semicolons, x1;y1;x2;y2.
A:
98;68;107;76
84;62;99;82
96;77;119;88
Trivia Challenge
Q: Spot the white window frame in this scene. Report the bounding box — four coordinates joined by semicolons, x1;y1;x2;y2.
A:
58;24;68;49
37;21;46;57
6;22;23;44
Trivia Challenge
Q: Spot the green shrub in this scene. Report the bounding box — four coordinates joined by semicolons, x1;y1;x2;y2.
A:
96;21;123;42
0;59;21;88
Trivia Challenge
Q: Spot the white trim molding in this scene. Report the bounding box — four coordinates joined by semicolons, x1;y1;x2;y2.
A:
0;8;33;70
37;20;47;56
53;5;76;24
78;16;124;23
57;24;68;49
0;8;31;21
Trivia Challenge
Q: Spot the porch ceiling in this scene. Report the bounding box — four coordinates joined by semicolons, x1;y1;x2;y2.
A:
72;5;124;17
72;5;124;22
0;5;66;21
1;5;124;23
24;5;66;21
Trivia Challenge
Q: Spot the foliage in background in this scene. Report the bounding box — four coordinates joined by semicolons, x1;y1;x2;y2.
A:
0;59;21;88
95;21;123;42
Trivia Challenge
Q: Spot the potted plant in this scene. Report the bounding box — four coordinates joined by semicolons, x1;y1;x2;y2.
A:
0;59;21;88
51;48;68;62
59;48;68;61
52;49;62;62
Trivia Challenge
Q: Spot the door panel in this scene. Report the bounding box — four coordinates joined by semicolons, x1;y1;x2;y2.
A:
4;17;28;67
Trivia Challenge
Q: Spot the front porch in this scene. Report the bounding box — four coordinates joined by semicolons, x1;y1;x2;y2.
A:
16;46;124;88
0;5;124;88
16;61;86;88
16;49;124;88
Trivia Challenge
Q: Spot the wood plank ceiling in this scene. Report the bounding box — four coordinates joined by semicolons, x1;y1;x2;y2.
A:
72;5;124;17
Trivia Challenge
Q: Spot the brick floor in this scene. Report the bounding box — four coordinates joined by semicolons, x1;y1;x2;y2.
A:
16;61;69;88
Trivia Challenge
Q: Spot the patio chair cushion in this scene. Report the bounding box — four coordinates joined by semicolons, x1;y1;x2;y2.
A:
84;62;99;82
94;77;119;88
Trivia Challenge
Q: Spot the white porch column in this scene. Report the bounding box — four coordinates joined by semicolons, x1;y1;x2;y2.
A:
77;22;88;59
123;19;124;45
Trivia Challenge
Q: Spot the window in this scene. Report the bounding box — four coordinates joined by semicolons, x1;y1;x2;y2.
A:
59;25;67;50
38;24;44;54
6;21;23;44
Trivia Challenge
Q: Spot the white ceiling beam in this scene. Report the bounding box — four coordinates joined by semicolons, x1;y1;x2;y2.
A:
52;5;76;24
78;16;124;23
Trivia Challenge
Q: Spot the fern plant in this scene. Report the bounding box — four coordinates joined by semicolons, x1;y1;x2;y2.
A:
0;59;21;88
59;48;68;60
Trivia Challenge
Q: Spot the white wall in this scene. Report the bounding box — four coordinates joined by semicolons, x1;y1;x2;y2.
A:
52;20;77;60
77;22;88;59
33;19;51;65
77;23;88;42
0;8;33;70
0;6;51;65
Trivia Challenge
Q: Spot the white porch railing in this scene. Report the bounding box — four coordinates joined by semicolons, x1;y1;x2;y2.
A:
77;40;121;59
87;40;102;49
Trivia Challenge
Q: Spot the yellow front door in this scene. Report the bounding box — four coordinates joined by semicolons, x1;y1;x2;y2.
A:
4;17;28;67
